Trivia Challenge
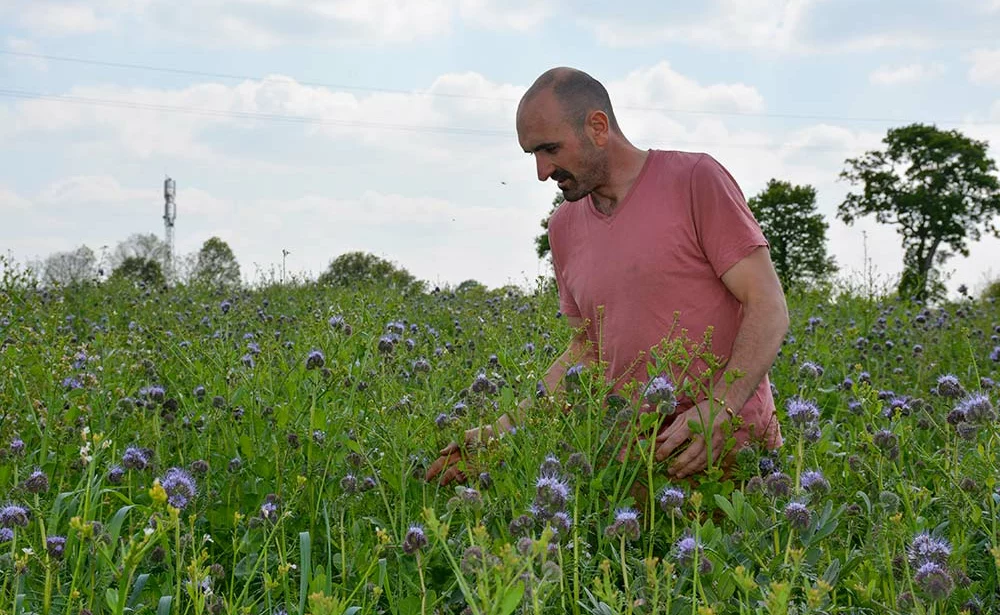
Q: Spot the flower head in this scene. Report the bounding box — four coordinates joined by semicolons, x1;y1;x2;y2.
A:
644;374;677;413
159;467;197;510
305;350;325;370
402;524;427;555
908;532;951;568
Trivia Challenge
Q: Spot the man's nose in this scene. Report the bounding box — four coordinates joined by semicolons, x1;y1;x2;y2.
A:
536;157;554;182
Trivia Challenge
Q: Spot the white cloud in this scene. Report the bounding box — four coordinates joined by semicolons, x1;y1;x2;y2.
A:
967;48;1000;85
458;0;553;31
4;38;48;71
869;63;945;85
0;186;33;213
17;3;114;35
609;61;765;117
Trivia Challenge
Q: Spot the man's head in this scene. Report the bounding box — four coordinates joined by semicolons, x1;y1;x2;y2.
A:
516;67;621;202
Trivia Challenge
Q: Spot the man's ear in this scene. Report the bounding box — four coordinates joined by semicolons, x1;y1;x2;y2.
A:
587;110;610;146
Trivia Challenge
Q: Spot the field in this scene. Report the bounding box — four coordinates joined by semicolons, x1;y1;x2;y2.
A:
1;265;998;615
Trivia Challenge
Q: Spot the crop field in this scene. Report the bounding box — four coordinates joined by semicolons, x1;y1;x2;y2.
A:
0;269;998;615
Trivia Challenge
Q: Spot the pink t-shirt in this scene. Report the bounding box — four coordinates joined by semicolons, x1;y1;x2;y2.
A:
548;149;781;450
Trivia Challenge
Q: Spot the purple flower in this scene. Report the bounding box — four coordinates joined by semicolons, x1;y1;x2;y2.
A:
786;397;820;427
955;393;996;424
159;467;197;510
914;562;953;600
122;446;151;471
46;535;67;559
107;465;125;484
412;358;431;373
62;377;83;390
800;470;830;494
908;532;951;567
605;508;640;541
328;315;345;329
23;469;49;494
935;374;964;398
990;346;999;362
644;374;677;412
241;353;255;368
305;350;325;370
402;524;427;555
0;504;30;528
783;502;811;530
220;300;232;314
0;528;13;543
657;486;685;511
534;474;570;515
799;361;824;379
673;536;698;566
377;335;396;354
9;438;25;456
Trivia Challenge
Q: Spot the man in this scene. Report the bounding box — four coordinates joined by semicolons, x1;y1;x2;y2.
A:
426;67;787;486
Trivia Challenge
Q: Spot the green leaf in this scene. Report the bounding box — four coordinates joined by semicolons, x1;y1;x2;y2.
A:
128;573;150;609
499;581;525;615
156;595;172;615
108;505;135;549
105;588;119;612
714;494;736;522
298;531;311;615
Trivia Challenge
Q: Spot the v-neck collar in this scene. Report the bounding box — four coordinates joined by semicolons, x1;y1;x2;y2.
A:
585;149;654;223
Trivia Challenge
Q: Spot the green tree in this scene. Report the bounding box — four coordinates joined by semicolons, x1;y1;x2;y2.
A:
318;251;424;293
535;193;565;260
109;256;165;287
111;233;169;271
192;237;241;289
838;123;1000;301
42;245;97;288
748;179;837;290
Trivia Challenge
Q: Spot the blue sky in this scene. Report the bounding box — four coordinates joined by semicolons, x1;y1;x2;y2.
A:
2;0;1000;295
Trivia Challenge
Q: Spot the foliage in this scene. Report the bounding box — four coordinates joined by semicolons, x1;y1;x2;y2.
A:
318;251;425;293
111;233;170;272
109;256;166;288
838;123;1000;301
192;237;241;289
535;193;565;261
42;244;97;288
0;270;998;614
748;179;837;291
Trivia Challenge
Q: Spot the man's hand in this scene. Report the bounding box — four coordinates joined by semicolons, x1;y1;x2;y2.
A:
654;399;736;479
424;408;523;485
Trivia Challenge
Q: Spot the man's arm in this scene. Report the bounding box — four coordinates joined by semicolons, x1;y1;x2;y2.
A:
425;316;594;484
655;246;788;474
712;246;789;412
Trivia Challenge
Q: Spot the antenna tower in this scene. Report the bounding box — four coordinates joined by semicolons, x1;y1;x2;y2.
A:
164;177;177;282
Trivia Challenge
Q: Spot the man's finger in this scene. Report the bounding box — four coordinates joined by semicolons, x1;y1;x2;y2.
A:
668;437;704;477
441;466;467;486
425;450;462;482
655;426;692;461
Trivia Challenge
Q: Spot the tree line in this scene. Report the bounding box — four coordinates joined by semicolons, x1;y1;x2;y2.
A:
537;123;1000;302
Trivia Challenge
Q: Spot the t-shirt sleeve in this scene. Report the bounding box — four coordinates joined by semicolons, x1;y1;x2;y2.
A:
548;211;582;318
690;154;769;278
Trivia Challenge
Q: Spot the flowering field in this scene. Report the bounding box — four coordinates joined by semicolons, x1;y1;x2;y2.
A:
1;268;999;615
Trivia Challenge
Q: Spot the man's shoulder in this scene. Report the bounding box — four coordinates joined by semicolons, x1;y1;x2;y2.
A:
649;149;715;176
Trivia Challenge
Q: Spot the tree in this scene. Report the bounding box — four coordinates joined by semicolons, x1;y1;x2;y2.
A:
109;256;165;287
838;123;1000;301
747;179;837;290
111;233;169;271
192;237;241;289
43;245;97;287
318;251;424;293
535;193;565;260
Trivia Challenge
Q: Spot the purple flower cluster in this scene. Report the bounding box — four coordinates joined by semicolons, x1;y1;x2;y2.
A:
160;467;197;510
604;508;640;541
644;374;677;414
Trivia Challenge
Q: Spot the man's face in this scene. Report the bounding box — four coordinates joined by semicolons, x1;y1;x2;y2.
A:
516;90;607;202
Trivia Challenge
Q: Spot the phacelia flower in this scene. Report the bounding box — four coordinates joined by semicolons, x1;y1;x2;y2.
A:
402;524;427;555
305;350;325;370
0;504;30;528
784;502;811;530
908;532;951;568
23;469;49;494
46;535;67;559
914;562;953;600
935;374;964;398
956;393;996;424
644;374;677;413
122;446;152;471
786;397;820;426
800;470;830;494
605;508;640;541
159;467;197;510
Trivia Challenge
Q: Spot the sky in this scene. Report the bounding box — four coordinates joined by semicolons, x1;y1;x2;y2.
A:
2;0;1000;297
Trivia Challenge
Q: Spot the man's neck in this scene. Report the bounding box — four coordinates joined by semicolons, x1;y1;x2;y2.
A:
591;145;649;215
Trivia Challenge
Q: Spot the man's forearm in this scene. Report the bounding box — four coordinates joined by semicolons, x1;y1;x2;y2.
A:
503;332;593;427
714;298;789;413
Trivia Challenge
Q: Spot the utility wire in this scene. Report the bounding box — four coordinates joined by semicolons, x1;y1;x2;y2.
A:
0;87;889;151
3;49;997;126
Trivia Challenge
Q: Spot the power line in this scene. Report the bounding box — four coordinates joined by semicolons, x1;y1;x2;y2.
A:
3;49;998;127
0;87;892;152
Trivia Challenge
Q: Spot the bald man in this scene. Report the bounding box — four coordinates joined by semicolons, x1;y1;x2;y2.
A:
426;67;788;486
